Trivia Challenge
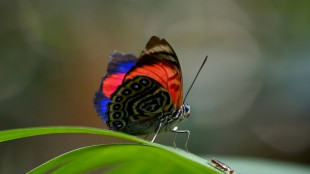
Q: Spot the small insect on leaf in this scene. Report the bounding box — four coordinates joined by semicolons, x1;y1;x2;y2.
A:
209;158;234;174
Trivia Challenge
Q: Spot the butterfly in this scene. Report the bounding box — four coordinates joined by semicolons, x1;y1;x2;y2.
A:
94;36;191;151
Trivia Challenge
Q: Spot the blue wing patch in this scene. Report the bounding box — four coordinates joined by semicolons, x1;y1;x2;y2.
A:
107;51;137;74
116;61;136;73
94;91;112;123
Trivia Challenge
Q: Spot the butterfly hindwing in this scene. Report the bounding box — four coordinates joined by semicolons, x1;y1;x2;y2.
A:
106;76;174;132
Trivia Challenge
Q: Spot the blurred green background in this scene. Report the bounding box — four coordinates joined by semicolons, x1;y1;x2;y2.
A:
1;0;310;173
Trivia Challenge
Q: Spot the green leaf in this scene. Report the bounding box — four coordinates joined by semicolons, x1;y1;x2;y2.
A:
0;126;148;144
0;126;221;174
29;144;216;174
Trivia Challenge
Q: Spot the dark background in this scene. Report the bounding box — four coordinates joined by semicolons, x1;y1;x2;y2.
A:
1;0;310;173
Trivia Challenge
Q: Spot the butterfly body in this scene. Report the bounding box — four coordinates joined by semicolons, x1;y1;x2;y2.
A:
94;36;190;146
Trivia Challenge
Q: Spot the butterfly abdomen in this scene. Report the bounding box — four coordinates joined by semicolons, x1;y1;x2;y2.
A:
106;76;174;135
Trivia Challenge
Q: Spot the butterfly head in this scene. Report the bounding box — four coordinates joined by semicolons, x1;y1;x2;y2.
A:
175;104;190;123
184;104;190;118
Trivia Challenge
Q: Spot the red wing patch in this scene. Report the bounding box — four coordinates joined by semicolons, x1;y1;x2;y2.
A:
125;63;182;108
102;73;126;98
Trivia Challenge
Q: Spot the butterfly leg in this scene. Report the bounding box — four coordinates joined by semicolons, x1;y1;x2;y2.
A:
151;122;163;143
171;126;190;153
173;131;177;149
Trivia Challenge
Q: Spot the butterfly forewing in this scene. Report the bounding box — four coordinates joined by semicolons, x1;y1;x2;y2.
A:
124;36;183;108
94;52;137;122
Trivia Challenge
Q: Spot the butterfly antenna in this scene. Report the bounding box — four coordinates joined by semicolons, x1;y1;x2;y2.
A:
183;55;208;104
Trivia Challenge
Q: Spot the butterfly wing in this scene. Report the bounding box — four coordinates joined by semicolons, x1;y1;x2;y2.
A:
104;36;183;134
106;75;174;134
125;36;183;108
94;51;137;123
